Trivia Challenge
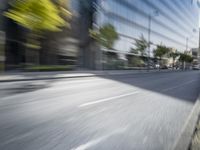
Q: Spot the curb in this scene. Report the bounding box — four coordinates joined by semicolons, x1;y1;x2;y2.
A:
172;94;200;150
0;70;184;82
0;74;98;82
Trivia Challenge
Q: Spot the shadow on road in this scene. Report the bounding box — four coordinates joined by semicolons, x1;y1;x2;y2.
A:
100;71;200;103
3;84;50;94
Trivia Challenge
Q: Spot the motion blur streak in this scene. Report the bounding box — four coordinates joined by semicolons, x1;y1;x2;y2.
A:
72;126;129;150
0;0;200;150
0;71;200;150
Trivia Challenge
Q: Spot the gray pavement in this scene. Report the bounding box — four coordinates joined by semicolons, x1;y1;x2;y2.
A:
0;69;180;82
0;71;200;150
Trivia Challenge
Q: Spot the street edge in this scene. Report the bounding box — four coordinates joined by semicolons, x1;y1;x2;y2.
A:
172;93;200;150
0;75;97;83
0;70;185;82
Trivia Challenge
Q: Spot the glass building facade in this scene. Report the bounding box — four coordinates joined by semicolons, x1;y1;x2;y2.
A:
1;0;199;70
95;0;199;56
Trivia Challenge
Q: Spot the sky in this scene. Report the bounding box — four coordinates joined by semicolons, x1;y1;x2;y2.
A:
98;0;199;52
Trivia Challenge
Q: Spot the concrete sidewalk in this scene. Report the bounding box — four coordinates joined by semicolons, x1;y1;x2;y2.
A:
173;93;200;150
0;69;182;82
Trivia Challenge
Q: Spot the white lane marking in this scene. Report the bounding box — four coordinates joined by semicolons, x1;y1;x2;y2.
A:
79;91;139;108
53;78;105;85
162;80;197;92
71;126;129;150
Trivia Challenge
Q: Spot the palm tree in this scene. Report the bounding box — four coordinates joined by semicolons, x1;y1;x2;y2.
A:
179;53;193;70
132;35;148;56
154;44;170;70
169;50;179;69
90;24;118;49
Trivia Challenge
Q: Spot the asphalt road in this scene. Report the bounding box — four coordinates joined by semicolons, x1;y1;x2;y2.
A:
0;71;200;150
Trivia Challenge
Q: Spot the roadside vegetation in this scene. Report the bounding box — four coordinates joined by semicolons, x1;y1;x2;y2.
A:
4;0;71;65
25;65;74;72
169;51;180;69
90;23;120;69
153;44;170;70
4;0;71;45
127;35;195;70
90;24;118;50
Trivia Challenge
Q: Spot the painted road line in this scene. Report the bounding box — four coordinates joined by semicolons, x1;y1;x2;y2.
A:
162;80;197;92
79;91;139;108
71;126;129;150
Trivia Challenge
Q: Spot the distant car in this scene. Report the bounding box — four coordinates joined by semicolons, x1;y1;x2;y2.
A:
192;65;200;70
149;65;154;69
155;64;160;69
167;66;173;70
161;65;168;69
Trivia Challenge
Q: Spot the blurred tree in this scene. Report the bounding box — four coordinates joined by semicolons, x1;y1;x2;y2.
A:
56;0;71;16
90;24;118;49
4;0;71;64
169;50;179;69
130;48;139;55
179;53;186;63
79;0;97;46
90;24;118;69
106;51;118;59
132;35;148;56
154;44;170;69
127;55;145;67
179;53;193;70
185;55;193;63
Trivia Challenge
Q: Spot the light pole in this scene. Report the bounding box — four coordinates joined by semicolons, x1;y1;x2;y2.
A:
186;29;197;51
93;1;106;70
198;28;200;65
184;29;197;69
147;10;159;71
186;37;189;52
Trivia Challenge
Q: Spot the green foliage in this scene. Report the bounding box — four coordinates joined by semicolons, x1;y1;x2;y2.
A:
154;45;170;59
179;53;193;63
90;24;118;49
106;51;118;59
169;50;180;68
169;51;180;60
126;55;145;67
179;53;185;62
4;0;69;32
105;60;125;70
187;56;193;63
130;57;145;67
132;35;148;55
25;65;74;71
130;48;139;54
4;0;71;52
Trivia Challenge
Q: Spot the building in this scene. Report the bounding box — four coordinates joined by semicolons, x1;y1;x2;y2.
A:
2;0;98;70
2;0;28;70
0;0;7;71
90;0;200;69
1;0;200;70
191;48;199;65
2;0;81;70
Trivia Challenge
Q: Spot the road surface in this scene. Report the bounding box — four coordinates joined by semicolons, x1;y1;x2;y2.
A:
0;71;200;150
